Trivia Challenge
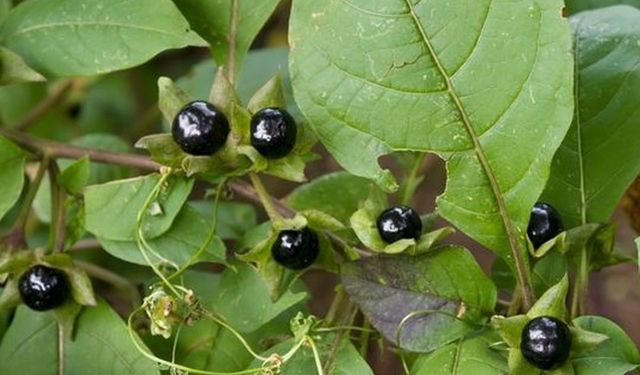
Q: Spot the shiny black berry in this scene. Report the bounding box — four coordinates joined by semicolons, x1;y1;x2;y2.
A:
171;100;230;156
527;202;564;248
521;316;572;370
376;205;422;244
18;265;70;311
271;227;319;270
250;107;297;159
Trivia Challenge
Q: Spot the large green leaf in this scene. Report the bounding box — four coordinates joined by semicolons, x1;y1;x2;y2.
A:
98;205;226;268
0;0;205;77
0;301;159;375
572;316;640;374
250;333;373;375
173;0;281;75
542;5;640;228
289;0;574;273
286;171;372;223
411;331;508;375
341;246;497;352
566;0;640;14
84;173;194;241
0;135;26;222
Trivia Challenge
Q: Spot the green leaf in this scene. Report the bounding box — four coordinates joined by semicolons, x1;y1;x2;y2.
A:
531;251;567;298
70;134;133;184
0;46;44;85
250;333;373;375
290;0;574;275
210;262;308;332
189;201;257;240
341;247;497;352
247;74;286;114
0;0;205;77
566;0;640;14
58;156;90;195
542;5;640;228
98;204;225;268
527;274;568;319
0;301;160;374
0;135;25;221
287;171;373;223
411;331;508;375
0;0;10;25
84;173;194;241
173;0;281;76
572;315;640;374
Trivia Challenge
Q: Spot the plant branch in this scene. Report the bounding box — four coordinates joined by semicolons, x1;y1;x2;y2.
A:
226;0;239;85
399;153;426;205
14;80;74;132
0;127;160;170
2;129;366;257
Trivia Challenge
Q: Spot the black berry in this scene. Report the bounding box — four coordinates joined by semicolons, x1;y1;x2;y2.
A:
250;107;297;159
527;202;564;248
376;205;422;243
18;265;70;311
271;227;319;270
171;100;230;156
521;316;572;370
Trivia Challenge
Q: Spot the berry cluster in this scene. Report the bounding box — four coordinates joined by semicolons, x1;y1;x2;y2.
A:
171;101;297;159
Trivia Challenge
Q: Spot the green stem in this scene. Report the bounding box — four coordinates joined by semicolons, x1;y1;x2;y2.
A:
399;153;426;205
324;287;344;325
571;248;589;319
358;319;372;358
507;288;522;316
248;173;282;221
48;161;66;252
5;156;50;249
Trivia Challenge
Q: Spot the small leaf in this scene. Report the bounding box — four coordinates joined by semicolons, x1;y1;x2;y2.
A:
209;68;240;115
0;46;45;85
532;251;567;298
414;227;456;254
157;76;192;123
58;156;90;195
0;134;26;221
526;275;568;319
529;231;566;258
0;0;205;77
0;278;20;312
572;315;640;374
299;209;345;231
247;74;286;114
570;326;608;354
135;133;184;168
342;247;497;352
491;315;529;349
84;173;194;241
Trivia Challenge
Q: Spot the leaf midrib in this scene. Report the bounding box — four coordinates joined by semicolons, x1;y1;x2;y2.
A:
4;20;185;41
573;20;588;225
402;0;527;273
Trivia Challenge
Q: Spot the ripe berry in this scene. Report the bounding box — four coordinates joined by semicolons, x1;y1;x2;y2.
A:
18;265;70;311
527;202;564;248
171;100;230;156
250;107;297;159
520;316;572;370
271;227;319;270
376;205;422;244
